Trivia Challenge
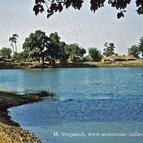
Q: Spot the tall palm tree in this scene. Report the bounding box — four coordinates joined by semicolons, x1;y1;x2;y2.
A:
9;34;18;53
9;36;14;53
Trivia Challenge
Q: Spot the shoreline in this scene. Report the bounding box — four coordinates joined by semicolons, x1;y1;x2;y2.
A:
1;60;143;69
0;90;53;143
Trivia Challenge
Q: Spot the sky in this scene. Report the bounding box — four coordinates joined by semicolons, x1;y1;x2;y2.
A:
0;0;143;55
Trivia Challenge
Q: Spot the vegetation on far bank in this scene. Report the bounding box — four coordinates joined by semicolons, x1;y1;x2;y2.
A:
0;31;143;68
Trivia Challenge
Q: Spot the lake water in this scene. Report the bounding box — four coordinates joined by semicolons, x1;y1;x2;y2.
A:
0;68;143;143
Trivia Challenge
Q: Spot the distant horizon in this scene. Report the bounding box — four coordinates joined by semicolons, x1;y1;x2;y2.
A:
0;0;143;55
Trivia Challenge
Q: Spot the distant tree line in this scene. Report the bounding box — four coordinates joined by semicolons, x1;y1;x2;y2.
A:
0;30;103;64
1;30;143;64
21;30;88;65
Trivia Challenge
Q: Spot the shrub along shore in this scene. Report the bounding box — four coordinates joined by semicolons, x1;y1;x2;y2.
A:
0;90;54;143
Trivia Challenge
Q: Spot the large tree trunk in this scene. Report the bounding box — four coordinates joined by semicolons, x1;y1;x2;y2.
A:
40;50;44;65
14;42;17;53
11;43;14;54
41;57;44;65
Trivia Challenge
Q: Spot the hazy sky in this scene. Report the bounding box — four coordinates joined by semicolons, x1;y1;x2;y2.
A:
0;0;143;55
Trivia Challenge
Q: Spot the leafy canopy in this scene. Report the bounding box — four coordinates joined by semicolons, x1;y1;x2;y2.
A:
103;42;115;56
139;37;143;52
0;47;12;59
23;30;49;64
23;31;69;64
64;43;86;62
33;0;143;19
128;45;140;58
48;32;68;63
88;48;102;62
138;37;143;58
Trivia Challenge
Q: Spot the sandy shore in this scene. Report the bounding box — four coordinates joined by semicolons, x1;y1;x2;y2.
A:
0;91;53;143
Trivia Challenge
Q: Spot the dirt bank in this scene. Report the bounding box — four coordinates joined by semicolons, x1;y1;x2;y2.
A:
0;90;53;143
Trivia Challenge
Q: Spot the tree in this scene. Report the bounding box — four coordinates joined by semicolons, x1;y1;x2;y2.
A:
49;32;60;44
57;41;68;64
64;43;86;62
138;37;143;59
103;42;115;56
23;30;49;64
48;32;68;64
23;31;68;65
48;32;61;62
79;48;86;57
88;48;102;62
9;34;18;53
33;0;143;19
0;47;12;59
128;45;140;58
84;55;92;62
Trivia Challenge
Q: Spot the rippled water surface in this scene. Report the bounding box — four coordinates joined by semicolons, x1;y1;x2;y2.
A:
0;68;143;143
